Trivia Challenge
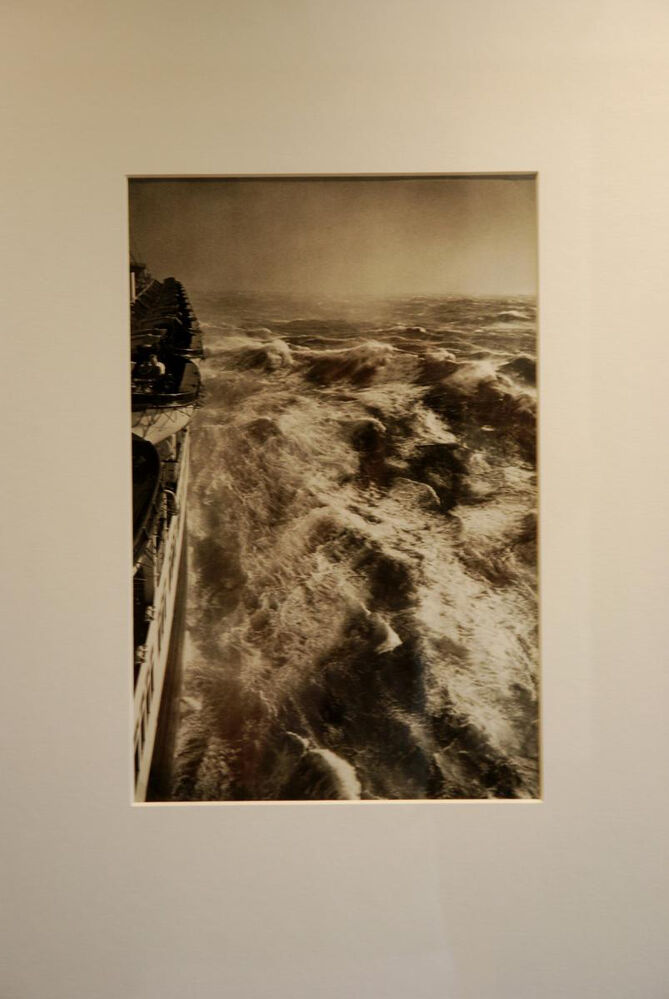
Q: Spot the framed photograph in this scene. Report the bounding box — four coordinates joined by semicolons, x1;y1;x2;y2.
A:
129;174;539;804
4;3;669;997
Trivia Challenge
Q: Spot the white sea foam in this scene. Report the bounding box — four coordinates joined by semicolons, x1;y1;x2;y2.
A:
287;732;362;799
173;293;539;801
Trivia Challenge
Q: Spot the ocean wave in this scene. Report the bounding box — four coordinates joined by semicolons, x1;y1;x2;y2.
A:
500;353;536;385
424;360;536;464
232;338;294;372
300;340;401;386
174;293;538;800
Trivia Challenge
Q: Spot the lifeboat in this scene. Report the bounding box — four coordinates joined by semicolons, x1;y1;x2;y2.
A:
132;434;162;564
131;352;201;445
131;275;204;359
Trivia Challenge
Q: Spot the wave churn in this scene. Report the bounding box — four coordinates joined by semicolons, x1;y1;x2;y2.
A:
172;293;539;801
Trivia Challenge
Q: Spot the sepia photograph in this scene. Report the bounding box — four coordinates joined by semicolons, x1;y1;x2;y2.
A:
9;2;669;994
130;175;539;803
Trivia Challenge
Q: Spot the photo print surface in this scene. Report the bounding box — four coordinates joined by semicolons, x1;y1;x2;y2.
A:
129;176;539;802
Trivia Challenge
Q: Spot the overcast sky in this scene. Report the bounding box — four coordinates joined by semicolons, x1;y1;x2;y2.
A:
129;176;536;297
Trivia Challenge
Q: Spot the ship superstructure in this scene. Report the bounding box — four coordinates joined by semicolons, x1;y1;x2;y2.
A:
130;262;202;801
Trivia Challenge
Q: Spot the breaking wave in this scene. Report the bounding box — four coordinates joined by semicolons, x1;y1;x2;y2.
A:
173;294;539;800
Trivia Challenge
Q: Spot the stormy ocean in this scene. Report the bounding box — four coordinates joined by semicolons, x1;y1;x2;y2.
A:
172;292;538;801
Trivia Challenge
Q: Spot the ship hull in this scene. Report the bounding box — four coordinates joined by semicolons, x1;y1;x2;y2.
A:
133;430;190;802
146;524;188;801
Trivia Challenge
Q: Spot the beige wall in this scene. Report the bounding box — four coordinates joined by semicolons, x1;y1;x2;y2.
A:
3;2;669;997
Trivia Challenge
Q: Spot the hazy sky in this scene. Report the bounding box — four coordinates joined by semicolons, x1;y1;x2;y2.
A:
129;177;536;297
